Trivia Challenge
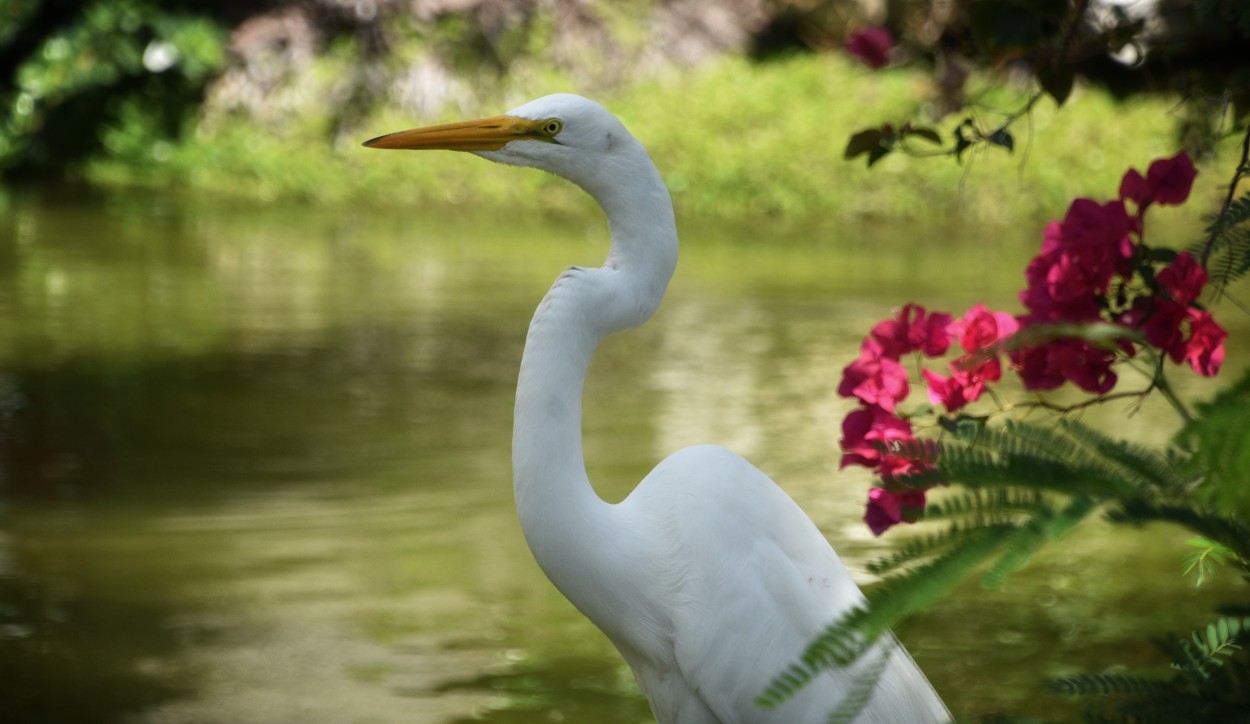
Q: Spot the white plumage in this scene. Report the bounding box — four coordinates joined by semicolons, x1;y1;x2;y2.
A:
365;93;950;723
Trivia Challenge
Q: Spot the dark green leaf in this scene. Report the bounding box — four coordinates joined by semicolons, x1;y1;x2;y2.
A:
954;134;972;162
1037;66;1074;107
844;128;884;160
988;128;1014;153
905;126;942;145
1176;367;1250;518
1146;246;1179;263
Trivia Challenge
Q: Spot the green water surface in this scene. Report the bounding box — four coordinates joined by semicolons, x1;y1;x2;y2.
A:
0;185;1243;723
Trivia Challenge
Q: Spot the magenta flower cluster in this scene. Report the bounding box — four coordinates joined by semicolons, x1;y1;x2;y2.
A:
845;27;893;69
838;153;1227;536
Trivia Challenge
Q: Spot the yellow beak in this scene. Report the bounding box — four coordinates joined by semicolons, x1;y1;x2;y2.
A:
362;115;544;152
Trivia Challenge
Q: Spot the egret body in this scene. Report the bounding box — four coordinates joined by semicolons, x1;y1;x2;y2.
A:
364;94;949;723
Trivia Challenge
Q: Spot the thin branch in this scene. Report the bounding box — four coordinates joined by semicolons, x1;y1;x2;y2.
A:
1202;121;1250;270
1007;388;1154;415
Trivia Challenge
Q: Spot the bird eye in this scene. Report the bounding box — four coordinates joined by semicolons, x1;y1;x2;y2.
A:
543;119;563;136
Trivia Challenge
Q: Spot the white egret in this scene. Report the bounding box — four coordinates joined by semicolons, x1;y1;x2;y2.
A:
364;94;949;723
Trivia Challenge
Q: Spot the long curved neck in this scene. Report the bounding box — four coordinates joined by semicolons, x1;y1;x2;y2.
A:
512;149;677;600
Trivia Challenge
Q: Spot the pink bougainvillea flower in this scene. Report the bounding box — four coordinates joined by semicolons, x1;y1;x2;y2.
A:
922;369;971;412
1020;201;1133;324
1060;198;1133;251
1058;198;1134;280
1119;168;1150;208
1011;338;1118;394
951;303;1020;353
923;355;1003;412
1118;250;1223;377
879;454;934;485
1174;308;1226;377
864;487;927;536
838;339;910;412
1020;233;1105;324
1156;251;1207;306
1021;253;1104;323
839;405;915;469
1122;295;1188;353
1119;152;1198;210
845;27;893;68
1146;152;1198;206
870;303;953;358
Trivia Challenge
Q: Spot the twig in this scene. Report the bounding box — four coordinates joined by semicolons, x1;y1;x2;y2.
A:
1201;121;1250;271
1007;388;1154;415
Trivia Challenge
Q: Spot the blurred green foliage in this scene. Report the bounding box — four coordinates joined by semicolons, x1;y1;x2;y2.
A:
86;51;1219;226
1;0;1246;226
0;0;224;173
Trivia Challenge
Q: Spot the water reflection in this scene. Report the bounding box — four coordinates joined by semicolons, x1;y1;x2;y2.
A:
0;185;1245;722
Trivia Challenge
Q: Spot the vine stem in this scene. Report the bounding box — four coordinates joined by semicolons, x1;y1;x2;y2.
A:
1201;120;1250;270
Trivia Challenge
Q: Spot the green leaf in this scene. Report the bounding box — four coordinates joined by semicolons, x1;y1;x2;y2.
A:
987;128;1014;153
1176;366;1250;518
903;125;942;145
1182;536;1233;587
1146;246;1179;263
1045;672;1170;697
1037;66;1074;107
953;119;975;162
844;129;883;160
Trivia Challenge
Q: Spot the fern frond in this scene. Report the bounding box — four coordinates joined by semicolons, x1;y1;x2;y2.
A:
1182;537;1235;586
922;488;1046;520
1203;192;1250;236
932;440;1125;498
1211;226;1250;285
817;530;1008;665
760;526;1014;707
1107;500;1250;562
1043;493;1098;541
1044;672;1171;697
825;644;893;724
981;517;1048;589
1198;191;1250;292
1058;418;1192;493
1173;636;1217;681
866;521;1016;575
905;421;1148;501
1153;616;1250;684
1196;616;1248;660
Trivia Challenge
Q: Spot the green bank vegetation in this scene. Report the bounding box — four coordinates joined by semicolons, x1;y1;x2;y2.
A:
77;50;1216;226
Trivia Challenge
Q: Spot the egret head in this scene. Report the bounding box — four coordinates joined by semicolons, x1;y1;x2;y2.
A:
363;94;636;186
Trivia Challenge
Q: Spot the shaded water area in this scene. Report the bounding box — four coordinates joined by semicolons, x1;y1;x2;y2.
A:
0;184;1245;723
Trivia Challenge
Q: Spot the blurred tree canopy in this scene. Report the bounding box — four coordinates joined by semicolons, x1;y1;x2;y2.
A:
0;0;238;174
1;0;1248;180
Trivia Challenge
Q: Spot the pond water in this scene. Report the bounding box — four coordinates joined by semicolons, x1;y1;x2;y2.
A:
0;184;1244;723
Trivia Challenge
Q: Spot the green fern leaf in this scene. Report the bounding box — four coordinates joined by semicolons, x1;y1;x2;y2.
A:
1197;191;1250;292
1176;366;1250;518
1058;419;1192;494
981;519;1047;589
1182;537;1234;586
865;521;1016;575
1108;501;1250;563
1045;672;1171;697
762;526;1014;707
922;488;1045;520
923;421;1147;500
825;645;893;724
